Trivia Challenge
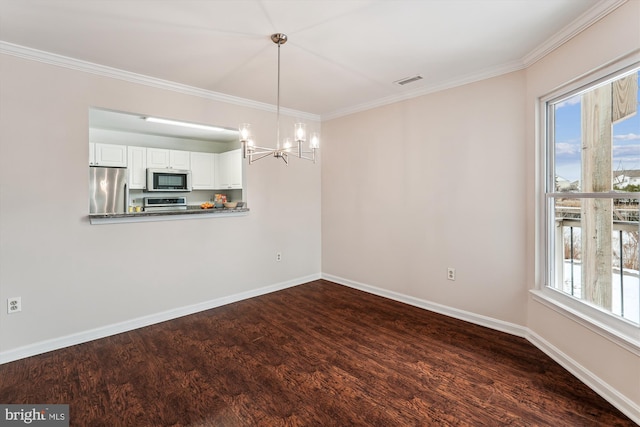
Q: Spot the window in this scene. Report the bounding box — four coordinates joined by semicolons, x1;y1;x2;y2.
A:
543;63;640;343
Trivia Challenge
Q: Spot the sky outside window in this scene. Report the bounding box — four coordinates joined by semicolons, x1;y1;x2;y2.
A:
553;73;640;185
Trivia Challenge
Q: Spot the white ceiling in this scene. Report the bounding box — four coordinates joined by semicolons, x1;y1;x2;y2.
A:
0;0;620;120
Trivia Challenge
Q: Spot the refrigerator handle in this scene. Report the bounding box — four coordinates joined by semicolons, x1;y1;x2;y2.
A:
124;183;129;212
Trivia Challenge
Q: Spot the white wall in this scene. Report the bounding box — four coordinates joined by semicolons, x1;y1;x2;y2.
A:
1;0;638;420
321;71;528;325
0;53;321;355
525;0;640;415
322;0;639;419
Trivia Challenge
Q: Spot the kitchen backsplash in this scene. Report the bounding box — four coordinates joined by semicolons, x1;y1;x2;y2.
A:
128;189;242;208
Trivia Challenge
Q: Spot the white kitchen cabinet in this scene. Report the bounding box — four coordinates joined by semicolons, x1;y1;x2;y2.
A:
89;143;127;167
89;142;95;165
215;149;242;189
146;148;190;170
190;152;216;190
146;148;170;168
127;146;147;189
170;150;190;170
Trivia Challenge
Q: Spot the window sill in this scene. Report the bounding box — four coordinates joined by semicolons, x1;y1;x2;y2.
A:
530;289;640;356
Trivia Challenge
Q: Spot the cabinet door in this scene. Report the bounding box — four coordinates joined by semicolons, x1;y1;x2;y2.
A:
89;143;96;165
170;150;190;170
190;152;215;189
226;149;242;188
94;143;127;167
147;148;170;168
216;149;242;189
127;146;147;189
214;153;227;189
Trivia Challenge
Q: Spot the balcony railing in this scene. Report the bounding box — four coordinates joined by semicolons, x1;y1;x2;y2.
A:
554;215;639;324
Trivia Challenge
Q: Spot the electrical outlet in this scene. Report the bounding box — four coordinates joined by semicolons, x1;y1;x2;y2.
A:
276;252;282;262
447;268;456;281
7;297;21;314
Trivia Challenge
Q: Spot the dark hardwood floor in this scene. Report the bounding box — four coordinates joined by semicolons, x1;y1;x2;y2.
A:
0;280;635;426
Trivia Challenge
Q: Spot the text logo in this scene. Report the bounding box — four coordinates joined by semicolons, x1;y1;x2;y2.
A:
0;405;68;426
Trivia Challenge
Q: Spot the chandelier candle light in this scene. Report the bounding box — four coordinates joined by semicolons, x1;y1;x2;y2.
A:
239;33;320;165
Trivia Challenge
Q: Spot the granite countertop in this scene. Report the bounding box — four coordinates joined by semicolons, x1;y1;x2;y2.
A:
89;205;249;223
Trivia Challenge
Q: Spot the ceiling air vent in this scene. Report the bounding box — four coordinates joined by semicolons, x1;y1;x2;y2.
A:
394;75;423;86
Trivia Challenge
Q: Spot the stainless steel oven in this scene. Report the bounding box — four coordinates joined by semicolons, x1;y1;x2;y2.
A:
143;197;187;212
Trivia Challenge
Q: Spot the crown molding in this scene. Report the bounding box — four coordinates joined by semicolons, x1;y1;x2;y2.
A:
321;59;526;121
0;0;627;123
322;0;628;121
0;41;321;122
522;0;628;66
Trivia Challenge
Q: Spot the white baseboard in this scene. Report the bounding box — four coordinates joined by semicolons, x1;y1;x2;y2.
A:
526;330;640;424
0;274;320;365
2;273;637;424
321;273;640;425
321;273;527;337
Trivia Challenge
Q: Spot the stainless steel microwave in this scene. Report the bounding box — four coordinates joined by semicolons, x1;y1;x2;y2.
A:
146;168;192;192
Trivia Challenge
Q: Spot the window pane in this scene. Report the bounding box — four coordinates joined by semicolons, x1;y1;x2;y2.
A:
613;83;640;192
552;197;639;324
552;72;640;193
547;67;640;328
553;96;582;190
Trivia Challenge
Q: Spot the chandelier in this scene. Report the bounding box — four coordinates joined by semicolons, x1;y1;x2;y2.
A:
239;33;319;165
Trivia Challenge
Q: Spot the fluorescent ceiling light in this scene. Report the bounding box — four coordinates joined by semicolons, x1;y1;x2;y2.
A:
144;117;227;132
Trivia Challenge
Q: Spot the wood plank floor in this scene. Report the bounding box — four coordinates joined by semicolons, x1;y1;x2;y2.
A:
0;280;635;426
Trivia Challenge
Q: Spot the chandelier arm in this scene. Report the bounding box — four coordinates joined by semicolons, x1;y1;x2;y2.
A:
249;145;280;154
296;153;316;163
240;34;319;165
248;151;275;164
281;147;317;156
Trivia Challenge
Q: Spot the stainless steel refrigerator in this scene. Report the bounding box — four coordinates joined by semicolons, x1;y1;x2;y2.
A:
89;166;128;214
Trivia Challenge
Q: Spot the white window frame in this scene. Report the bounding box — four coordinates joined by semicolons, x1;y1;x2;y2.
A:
535;52;640;354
